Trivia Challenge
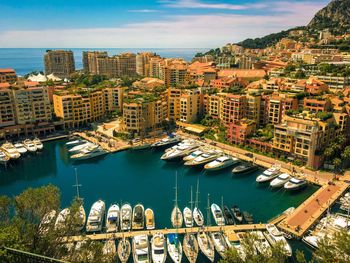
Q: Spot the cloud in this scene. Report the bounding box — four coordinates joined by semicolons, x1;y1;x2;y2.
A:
160;0;266;10
128;9;159;13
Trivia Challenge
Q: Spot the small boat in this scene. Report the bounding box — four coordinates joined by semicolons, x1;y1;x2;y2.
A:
211;203;225;226
184;150;222;167
264;224;292;257
270;173;291;188
121;203;132;231
66;139;86;147
171;206;183;228
226;236;246;261
132;234;150;263
204;156;239;171
23;139;37;152
118;237;131;263
76;205;86;231
232;162;259;175
243;211;254;224
33;138;43;150
231;205;243;223
71;145;108;161
223;206;235;225
145;208;155;230
55;208;70;230
68;142;94;153
251;231;272;256
39;210;56;234
284;177;307;191
132;143;152;150
183;207;193;228
183;234;198;263
167;233;182;263
256;164;281;183
197;231;215;262
0;150;10;165
103;239;117;258
86;200;105;232
106;204;120;232
1;142;21;159
210;232;229;258
14;142;28;154
132;203;145;230
161;142;199;161
193;207;204;227
151;232;167;263
152;134;181;148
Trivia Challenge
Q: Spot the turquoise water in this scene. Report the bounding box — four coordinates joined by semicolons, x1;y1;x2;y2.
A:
0;140;317;260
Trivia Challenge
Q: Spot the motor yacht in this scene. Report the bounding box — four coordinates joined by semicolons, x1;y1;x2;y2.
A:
151;134;181;148
184;150;222;167
256;164;281;183
243;211;254;224
204;156;239;171
132;203;145;230
121;203;132;231
183;233;198;263
210;232;229;259
197;231;215;262
71;145;107;161
66;139;86;147
183;149;204;162
14;142;27;154
33;138;43;150
68;142;94;153
132;234;150;263
270;173;291;188
86;200;105;232
161;142;199;161
231;205;243;223
76;205;86;231
232;162;259;175
223;206;235;225
118;237;131;263
151;232;167;263
145;208;155;230
284;177;307;191
167;233;182;263
251;231;272;256
0;150;10;165
183;207;193;228
23;139;37;152
106;204;120;232
1;142;20;159
211;203;225;226
264;224;292;257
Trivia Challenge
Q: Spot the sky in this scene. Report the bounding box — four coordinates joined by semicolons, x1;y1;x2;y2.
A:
0;0;331;49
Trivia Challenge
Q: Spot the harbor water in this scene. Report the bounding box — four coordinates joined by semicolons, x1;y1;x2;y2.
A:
0;139;317;260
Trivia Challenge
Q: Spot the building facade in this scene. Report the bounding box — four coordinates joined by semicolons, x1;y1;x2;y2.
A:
44;50;75;78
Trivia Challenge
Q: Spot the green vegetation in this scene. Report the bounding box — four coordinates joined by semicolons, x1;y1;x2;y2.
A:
317;63;350;77
316;111;333;121
323;134;350;171
71;73;108;87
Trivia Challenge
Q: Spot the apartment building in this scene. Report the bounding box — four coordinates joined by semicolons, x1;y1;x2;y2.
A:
315;75;350;92
179;89;202;123
303;98;331;113
44;50;75;78
207;93;226;119
163;64;187;87
167;88;182;120
116;53;137;77
102;87;124;112
136;52;160;76
227;119;256;145
0;68;17;83
0;87;16;127
268;95;298;124
246;94;261;128
221;94;247;126
82;51;110;75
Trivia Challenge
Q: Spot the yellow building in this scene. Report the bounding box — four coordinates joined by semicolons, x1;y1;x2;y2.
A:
136;52;160;76
0;87;16;127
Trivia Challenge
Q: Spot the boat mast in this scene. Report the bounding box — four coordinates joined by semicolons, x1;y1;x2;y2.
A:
207;193;211;227
195;177;200;209
221;196;224;212
174;171;179;230
190;186;194;212
73;168;82;201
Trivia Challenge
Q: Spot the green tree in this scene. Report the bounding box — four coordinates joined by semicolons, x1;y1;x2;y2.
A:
0;196;11;223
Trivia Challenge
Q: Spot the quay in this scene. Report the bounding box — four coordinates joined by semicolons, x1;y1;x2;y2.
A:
63;224;266;242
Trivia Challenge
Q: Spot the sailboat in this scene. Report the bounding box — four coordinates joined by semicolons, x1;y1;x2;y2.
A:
193;177;204;227
183;232;199;263
183;186;194;228
73;168;86;232
171;173;183;228
117;236;131;263
210;231;230;259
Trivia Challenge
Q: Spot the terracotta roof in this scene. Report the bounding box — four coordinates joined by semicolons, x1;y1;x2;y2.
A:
218;69;266;78
0;82;10;89
0;68;16;73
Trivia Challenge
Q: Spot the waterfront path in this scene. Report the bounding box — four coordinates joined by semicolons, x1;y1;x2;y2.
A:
63;224;266;242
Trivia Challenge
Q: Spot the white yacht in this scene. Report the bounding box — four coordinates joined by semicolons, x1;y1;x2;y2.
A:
151;232;167;263
151;135;181;148
106;204;120;232
284;178;307;191
55;208;70;230
39;210;56;234
211;203;225;226
1;142;21;159
193;207;204;226
133;234;150;263
71;145;107;161
14;142;28;154
251;231;272;257
197;231;215;262
145;208;155;230
121;203;132;231
183;234;198;263
66;139;86;147
264;224;292;257
256;164;281;183
68;142;94;153
270;173;291;188
183;207;193;227
210;232;229;259
161;142;199;161
204;156;239;171
167;233;182;263
0;150;10;165
86;200;105;232
23;139;37;152
183;149;204;162
171;206;183;228
33;138;43;150
132;203;145;230
184;150;222;167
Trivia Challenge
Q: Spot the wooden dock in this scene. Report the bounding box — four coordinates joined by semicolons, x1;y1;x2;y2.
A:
63;224;266;242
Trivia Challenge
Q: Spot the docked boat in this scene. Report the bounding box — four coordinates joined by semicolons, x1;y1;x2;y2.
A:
103;239;117;258
152;134;181;148
55;208;70;230
183;207;193;228
211;203;225;226
193;178;204;226
171;174;183;228
204;156;239;171
106;204;120;232
264;224;292;257
132;142;152;150
23;139;37;152
161;142;199;161
210;232;229;258
256;164;281;183
151;232;167;263
223;206;235;225
231;205;243;223
132;234;150;263
183;234;198;263
86;200;105;232
284;177;307;191
243;211;254;224
167;233;182;263
225;234;246;261
14;142;28;154
33;138;43;150
270;173;291;188
121;203;132;231
0;150;10;165
197;231;215;262
1;142;21;159
232;162;259;175
251;231;272;256
75;205;86;231
145;208;155;230
183;149;204;162
118;237;131;263
71;145;107;161
68;142;94;153
184;150;222;167
132;203;145;230
66;139;86;147
39;210;56;234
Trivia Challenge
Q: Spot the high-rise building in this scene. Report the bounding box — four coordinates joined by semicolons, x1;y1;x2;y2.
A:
136;52;159;76
116;53;137;77
0;68;17;83
221;94;247;126
44;50;75;78
0;87;16;127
